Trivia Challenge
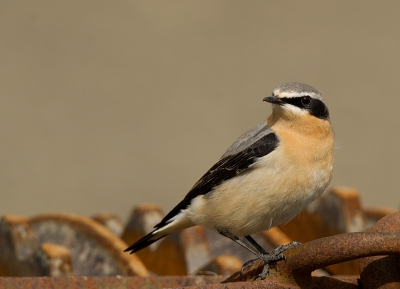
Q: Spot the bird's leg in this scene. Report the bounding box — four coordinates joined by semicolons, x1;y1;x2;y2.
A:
218;231;264;259
255;241;302;280
245;235;268;254
219;230;302;280
240;235;268;274
218;231;270;279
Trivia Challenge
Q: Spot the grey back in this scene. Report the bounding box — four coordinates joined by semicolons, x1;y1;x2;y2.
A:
221;120;275;158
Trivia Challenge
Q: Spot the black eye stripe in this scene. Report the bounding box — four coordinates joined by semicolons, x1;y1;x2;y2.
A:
280;97;310;108
280;97;329;120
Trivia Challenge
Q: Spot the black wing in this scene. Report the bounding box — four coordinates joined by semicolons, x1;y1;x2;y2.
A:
155;132;279;229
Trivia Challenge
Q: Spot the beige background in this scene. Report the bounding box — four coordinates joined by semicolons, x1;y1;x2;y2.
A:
1;1;400;222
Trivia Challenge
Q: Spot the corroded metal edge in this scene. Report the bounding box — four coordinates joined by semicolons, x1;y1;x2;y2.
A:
0;276;224;289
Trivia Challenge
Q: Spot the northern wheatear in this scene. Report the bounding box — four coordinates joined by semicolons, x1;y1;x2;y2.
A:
125;82;334;279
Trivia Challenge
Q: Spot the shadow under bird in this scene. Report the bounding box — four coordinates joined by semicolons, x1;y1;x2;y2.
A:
125;82;335;279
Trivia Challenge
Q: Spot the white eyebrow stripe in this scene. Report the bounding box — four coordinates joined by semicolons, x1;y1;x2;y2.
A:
277;91;322;100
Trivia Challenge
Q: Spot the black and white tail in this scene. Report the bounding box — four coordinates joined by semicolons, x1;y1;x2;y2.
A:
124;230;167;254
124;197;197;254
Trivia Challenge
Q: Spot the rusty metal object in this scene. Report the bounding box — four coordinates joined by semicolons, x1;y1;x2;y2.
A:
29;213;148;276
122;203;165;245
122;204;213;275
359;212;400;289
205;229;255;264
224;232;400;288
274;232;400;278
181;226;213;274
328;187;366;233
177;280;299;289
279;187;366;275
198;255;242;276
92;212;124;237
181;278;359;289
259;227;293;249
121;203;179;274
279;187;365;242
0;216;74;277
0;276;225;289
37;243;73;277
363;207;398;230
0;215;41;276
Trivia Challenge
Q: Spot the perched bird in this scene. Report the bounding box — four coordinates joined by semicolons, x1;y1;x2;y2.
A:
125;82;335;279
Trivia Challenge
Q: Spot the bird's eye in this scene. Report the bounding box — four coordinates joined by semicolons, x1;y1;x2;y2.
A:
301;96;311;106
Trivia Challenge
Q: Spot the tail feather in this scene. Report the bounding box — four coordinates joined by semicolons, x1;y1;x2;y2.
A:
124;230;167;254
124;211;194;254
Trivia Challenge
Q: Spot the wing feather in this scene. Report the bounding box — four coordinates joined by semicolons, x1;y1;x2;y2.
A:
155;129;279;229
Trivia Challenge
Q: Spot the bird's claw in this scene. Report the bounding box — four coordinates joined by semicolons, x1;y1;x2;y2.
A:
241;258;260;274
243;241;302;280
253;262;270;280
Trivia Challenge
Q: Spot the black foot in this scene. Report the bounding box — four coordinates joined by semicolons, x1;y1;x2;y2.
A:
242;241;302;280
241;258;260;274
268;241;302;262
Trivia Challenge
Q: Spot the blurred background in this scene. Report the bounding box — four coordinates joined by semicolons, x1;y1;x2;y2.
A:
1;1;400;222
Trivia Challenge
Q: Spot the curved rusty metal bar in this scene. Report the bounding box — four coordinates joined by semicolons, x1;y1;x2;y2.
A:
225;231;400;286
359;211;400;289
277;232;400;276
30;213;149;276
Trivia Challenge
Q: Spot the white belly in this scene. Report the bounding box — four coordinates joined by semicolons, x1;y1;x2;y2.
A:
186;145;334;237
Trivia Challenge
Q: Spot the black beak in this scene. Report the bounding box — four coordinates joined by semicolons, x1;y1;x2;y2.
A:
263;96;283;105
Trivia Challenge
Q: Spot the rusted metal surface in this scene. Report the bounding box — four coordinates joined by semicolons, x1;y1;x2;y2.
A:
258;227;293;249
122;204;214;275
363;206;398;230
0;216;76;277
92;212;124;237
173;280;297;289
175;276;359;289
121;203;184;275
359;212;400;289
278;187;367;275
274;232;400;278
0;215;42;276
181;226;213;274
223;231;400;288
0;275;359;289
330;187;366;233
29;213;148;276
199;255;242;276
205;229;256;265
121;203;165;247
0;276;224;289
36;243;73;277
279;187;366;242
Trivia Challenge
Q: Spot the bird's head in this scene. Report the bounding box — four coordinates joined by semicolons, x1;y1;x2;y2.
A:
264;82;329;121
